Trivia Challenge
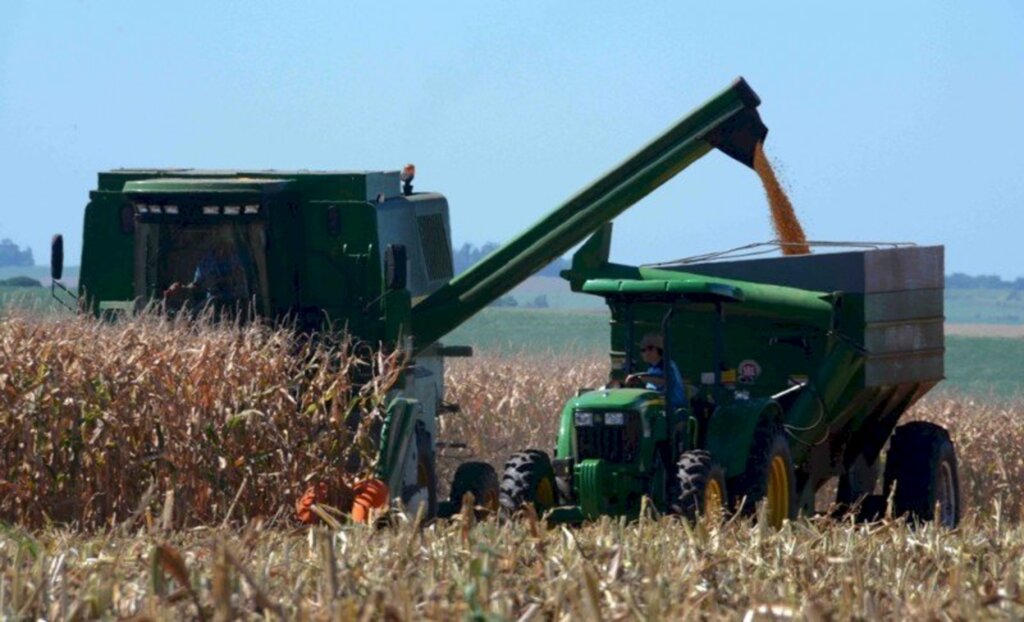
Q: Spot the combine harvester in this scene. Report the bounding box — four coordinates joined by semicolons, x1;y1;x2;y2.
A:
53;77;954;526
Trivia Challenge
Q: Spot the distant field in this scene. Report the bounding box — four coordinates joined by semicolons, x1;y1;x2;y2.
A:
0;264;78;283
946;287;1024;324
0;285;55;312
945;323;1024;338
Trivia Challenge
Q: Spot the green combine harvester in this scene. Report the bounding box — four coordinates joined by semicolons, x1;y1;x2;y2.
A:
53;77;955;526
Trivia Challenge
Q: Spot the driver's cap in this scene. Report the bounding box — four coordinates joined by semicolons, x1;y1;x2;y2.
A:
640;333;663;351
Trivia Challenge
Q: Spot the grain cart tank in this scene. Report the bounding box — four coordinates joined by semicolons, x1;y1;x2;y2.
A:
54;78;776;521
499;240;955;527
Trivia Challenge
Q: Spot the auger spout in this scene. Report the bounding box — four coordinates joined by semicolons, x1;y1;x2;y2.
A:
410;77;768;350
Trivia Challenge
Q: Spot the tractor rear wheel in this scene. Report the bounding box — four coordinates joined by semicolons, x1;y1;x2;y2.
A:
674;450;727;521
731;423;796;528
500;450;557;514
883;421;961;527
438;461;500;519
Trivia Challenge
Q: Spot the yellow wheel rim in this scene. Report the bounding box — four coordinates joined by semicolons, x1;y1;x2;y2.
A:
766;455;790;528
704;478;724;522
483;488;499;511
535;477;555;509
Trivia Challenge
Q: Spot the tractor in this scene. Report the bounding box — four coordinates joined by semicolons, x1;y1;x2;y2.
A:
500;240;956;527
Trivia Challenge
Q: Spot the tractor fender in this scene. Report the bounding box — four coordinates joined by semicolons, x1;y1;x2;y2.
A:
706;398;784;478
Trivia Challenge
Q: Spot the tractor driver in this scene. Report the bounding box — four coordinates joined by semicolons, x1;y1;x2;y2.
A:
626;333;687;410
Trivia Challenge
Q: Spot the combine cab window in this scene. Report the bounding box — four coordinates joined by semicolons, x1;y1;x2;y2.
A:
135;221;270;316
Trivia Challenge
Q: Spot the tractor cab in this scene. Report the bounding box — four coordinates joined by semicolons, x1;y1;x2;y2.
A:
582;278;745;408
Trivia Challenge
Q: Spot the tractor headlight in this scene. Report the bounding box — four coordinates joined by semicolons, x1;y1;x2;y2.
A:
574;411;594;427
604;412;626;426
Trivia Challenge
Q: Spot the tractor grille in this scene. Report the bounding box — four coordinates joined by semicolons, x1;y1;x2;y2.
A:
574;411;641;464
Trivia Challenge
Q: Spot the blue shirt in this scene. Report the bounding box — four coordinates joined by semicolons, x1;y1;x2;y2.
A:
646;359;686;410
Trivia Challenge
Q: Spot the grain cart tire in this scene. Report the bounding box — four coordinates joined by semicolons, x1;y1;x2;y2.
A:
438;461;500;519
883;421;961;527
500;450;557;514
731;423;797;528
673;450;728;521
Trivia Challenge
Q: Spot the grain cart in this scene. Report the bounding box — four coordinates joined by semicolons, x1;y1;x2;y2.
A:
500;238;954;527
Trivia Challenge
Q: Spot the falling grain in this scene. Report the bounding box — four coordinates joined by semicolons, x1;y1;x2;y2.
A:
753;142;810;255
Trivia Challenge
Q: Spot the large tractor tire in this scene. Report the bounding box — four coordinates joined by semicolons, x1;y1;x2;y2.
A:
438;461;500;519
673;450;728;521
500;450;558;514
883;421;961;527
731;422;797;528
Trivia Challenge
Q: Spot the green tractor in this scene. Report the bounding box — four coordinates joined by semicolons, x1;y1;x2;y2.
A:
500;281;796;527
501;241;956;528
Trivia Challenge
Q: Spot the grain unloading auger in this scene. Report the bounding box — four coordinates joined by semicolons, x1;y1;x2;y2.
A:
407;78;767;349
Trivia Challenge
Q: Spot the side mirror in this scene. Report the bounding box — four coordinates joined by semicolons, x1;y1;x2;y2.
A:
51;234;64;281
384;244;407;291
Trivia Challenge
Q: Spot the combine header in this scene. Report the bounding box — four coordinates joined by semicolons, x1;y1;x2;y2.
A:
54;77;954;526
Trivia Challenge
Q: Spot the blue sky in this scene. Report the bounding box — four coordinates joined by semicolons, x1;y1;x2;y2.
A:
2;2;1022;277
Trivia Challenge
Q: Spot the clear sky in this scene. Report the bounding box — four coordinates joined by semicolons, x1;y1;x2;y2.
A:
2;2;1022;277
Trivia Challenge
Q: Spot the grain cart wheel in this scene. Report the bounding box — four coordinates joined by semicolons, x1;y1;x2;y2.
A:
732;423;797;528
673;450;728;522
438;461;501;519
500;450;557;514
883;422;961;527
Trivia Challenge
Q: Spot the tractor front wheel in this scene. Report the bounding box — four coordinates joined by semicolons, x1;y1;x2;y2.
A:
731;423;796;528
883;421;961;527
674;450;728;521
439;461;500;519
500;450;557;514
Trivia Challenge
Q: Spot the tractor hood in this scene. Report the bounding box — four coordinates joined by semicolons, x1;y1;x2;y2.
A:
569;388;662;412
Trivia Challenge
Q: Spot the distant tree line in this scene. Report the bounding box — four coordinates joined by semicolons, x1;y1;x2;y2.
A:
453;242;569;277
946;273;1024;290
0;239;33;268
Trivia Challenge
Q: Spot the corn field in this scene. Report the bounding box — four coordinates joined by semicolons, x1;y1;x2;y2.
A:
2;313;1024;619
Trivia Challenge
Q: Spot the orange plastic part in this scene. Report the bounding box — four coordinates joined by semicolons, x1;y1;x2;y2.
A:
295;482;329;525
295;480;355;525
350;478;390;523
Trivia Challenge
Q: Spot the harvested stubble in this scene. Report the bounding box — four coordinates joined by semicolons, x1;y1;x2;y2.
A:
2;510;1024;618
